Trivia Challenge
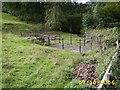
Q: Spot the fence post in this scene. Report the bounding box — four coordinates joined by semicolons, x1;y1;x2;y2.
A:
99;36;101;44
59;34;61;43
83;35;86;46
96;34;98;43
78;40;81;53
48;35;50;46
62;38;64;49
91;37;92;49
70;33;72;45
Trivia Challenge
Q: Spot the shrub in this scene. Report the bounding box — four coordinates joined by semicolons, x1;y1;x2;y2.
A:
82;12;103;30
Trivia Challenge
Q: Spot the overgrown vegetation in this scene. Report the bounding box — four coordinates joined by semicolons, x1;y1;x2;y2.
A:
2;1;120;89
3;2;120;34
2;12;118;88
2;33;84;88
112;56;120;88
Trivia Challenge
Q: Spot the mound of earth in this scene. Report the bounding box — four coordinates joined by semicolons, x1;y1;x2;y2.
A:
72;63;98;81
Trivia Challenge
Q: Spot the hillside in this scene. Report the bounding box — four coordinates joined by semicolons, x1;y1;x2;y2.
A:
2;12;117;88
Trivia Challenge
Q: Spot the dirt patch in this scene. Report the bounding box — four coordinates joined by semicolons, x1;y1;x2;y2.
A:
72;63;98;81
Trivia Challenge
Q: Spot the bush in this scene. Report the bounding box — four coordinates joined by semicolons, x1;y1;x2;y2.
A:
103;37;117;47
82;12;103;30
103;27;118;47
32;24;44;33
3;2;45;23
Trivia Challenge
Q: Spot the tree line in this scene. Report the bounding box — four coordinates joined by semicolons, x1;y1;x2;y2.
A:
2;2;120;34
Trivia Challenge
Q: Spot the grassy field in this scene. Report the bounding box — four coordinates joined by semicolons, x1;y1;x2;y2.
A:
2;12;84;46
2;33;84;88
2;12;117;88
1;13;87;88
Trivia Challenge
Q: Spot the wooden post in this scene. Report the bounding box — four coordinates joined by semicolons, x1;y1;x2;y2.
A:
99;35;102;45
78;40;81;53
83;35;86;46
96;34;99;43
62;38;64;49
70;33;72;45
48;35;50;46
59;34;61;43
91;37;92;49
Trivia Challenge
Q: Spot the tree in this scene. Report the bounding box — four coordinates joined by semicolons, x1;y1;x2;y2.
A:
44;3;62;31
98;2;120;21
82;3;104;30
3;2;45;23
3;2;88;33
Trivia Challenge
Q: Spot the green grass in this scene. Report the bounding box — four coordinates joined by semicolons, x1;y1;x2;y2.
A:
2;33;88;88
2;12;83;46
2;12;20;23
2;12;117;88
1;12;43;36
2;33;115;88
2;12;31;26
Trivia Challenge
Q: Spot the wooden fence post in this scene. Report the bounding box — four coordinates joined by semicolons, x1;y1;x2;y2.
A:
48;35;50;46
91;37;92;49
70;33;72;45
99;36;101;44
83;35;86;46
62;38;64;49
59;34;61;43
78;40;81;53
99;35;102;44
96;34;99;43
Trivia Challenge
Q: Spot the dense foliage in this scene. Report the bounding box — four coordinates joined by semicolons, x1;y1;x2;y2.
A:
2;2;120;88
2;2;120;33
